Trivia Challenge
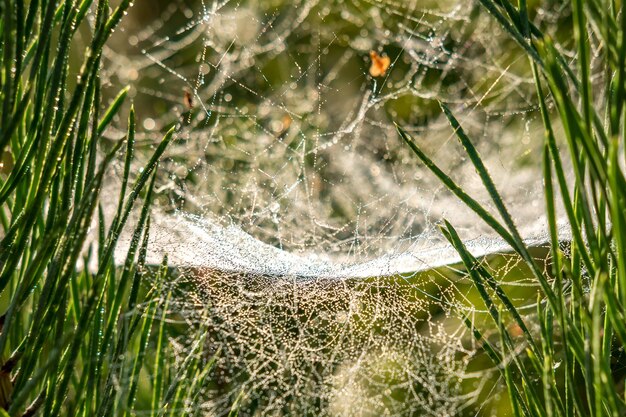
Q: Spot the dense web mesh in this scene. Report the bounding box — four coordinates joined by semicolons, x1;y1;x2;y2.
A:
103;0;572;415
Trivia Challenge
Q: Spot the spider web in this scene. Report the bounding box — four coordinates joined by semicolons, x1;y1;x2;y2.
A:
103;0;571;415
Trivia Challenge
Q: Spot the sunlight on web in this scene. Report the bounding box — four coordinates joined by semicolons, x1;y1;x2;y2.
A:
104;0;571;414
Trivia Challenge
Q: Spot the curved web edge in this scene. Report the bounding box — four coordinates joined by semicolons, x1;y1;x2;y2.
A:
115;209;570;279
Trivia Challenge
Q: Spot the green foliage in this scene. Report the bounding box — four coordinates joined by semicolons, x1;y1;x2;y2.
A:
398;0;626;415
0;1;215;416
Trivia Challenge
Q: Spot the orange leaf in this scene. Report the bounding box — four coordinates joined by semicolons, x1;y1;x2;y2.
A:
369;51;390;77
